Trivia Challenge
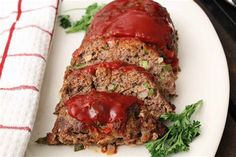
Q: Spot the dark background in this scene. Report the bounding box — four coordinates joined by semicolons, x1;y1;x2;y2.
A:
194;0;236;156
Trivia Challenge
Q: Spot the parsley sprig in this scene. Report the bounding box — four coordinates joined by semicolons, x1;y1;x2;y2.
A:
145;100;203;157
58;3;104;33
58;15;72;29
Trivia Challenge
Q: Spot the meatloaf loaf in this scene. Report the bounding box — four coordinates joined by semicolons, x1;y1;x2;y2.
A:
39;0;179;154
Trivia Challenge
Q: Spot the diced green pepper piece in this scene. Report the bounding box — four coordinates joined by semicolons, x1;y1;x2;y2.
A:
107;84;117;91
143;83;150;89
162;64;172;72
148;88;155;96
139;60;149;70
75;63;86;69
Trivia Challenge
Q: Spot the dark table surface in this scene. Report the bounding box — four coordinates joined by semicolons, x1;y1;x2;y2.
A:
194;0;236;156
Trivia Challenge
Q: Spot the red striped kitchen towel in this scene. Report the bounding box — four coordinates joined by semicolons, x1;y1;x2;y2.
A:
0;0;59;156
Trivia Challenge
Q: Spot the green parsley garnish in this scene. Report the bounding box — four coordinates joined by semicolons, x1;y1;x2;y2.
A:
74;144;85;152
59;3;104;33
58;15;72;29
145;100;203;157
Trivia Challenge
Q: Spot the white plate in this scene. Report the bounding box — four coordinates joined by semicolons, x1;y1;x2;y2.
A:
25;0;229;157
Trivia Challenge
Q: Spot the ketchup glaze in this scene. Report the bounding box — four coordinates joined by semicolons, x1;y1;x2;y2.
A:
65;91;143;125
87;0;173;47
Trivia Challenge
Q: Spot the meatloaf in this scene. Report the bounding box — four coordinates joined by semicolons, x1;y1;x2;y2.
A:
39;0;179;154
44;62;174;153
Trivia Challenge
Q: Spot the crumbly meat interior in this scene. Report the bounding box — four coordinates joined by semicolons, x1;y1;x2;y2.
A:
71;38;177;98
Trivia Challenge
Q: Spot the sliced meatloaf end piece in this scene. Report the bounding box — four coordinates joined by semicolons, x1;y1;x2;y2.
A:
44;61;174;153
71;37;177;98
84;0;178;63
46;95;167;154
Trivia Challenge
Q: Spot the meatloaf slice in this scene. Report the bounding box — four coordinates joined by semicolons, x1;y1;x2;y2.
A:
61;61;174;118
46;91;167;154
44;61;174;153
71;38;177;98
84;0;178;61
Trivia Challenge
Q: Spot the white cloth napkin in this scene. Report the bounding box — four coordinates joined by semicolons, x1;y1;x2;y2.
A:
0;0;59;156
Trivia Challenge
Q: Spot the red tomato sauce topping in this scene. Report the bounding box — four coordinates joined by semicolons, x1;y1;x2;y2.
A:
65;91;143;125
